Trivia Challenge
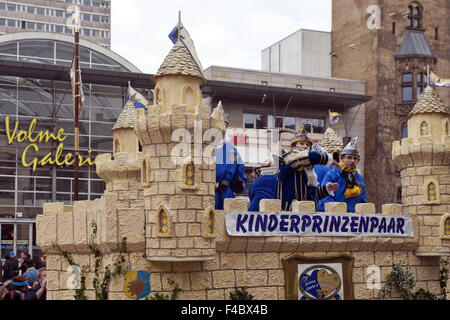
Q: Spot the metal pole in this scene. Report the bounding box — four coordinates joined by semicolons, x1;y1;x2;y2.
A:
74;25;79;201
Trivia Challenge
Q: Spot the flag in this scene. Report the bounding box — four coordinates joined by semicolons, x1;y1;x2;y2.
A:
70;52;84;112
127;82;149;109
429;70;450;87
329;110;341;125
168;20;205;78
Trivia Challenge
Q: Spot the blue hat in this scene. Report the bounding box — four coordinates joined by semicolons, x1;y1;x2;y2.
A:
9;251;15;256
341;137;360;157
291;124;312;147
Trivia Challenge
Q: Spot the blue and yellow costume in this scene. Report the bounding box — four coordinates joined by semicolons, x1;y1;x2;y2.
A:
276;127;332;211
318;138;367;212
215;140;247;210
248;164;277;212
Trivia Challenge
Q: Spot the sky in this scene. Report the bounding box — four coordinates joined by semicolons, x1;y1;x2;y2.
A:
110;0;332;74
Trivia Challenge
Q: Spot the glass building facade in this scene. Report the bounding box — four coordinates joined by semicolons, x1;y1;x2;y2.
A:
0;35;149;258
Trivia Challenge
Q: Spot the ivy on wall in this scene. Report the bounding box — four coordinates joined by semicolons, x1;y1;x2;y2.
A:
52;221;128;300
379;259;449;300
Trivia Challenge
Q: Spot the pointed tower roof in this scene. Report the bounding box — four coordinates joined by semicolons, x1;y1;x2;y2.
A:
320;127;344;153
409;85;448;118
154;40;205;81
112;100;136;130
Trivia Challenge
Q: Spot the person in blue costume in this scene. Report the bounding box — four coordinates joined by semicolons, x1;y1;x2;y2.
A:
318;137;367;213
276;125;339;211
215;109;247;210
311;143;333;184
248;160;278;212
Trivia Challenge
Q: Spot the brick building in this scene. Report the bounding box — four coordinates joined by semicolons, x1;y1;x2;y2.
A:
331;0;449;209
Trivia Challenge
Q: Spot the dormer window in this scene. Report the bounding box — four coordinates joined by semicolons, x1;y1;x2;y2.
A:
407;3;422;29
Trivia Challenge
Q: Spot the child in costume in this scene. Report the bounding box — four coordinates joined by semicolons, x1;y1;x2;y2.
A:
318;138;367;212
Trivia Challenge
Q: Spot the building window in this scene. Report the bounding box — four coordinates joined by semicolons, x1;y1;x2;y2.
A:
407;3;422;29
396;187;402;204
420;121;429;136
158;207;169;234
416;72;426;98
185;164;195;186
402;72;413;102
445;217;450;236
427;182;436;201
392;22;396;35
114;139;120;153
243;113;267;129
435;27;438;40
275;116;296;130
401;123;408;138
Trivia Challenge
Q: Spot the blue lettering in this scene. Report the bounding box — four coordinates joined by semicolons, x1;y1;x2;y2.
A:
341;216;349;232
323;215;329;233
369;217;379;233
378;217;387;233
312;216;323;233
236;214;248;233
358;217;369;233
248;214;255;232
268;215;278;232
329;216;341;232
290;215;300;233
350;216;359;233
280;215;289;232
255;215;268;232
301;215;312;232
396;218;405;234
387;218;396;233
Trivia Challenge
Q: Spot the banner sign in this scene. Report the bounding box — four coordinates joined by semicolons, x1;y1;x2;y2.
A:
225;211;414;237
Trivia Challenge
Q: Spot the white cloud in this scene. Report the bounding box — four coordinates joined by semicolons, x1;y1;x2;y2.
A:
111;0;331;74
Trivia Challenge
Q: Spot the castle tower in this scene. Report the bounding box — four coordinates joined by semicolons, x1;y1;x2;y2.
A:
135;39;225;262
320;127;344;156
111;100;140;161
393;85;450;256
332;0;450;209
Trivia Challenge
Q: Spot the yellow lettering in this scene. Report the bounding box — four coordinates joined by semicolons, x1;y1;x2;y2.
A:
79;148;96;166
5;116;19;144
54;143;65;166
56;128;67;142
21;144;39;172
28;118;38;142
39;152;56;167
17;130;28;142
64;153;75;166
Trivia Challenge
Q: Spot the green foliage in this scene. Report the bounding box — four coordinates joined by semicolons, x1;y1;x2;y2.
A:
52;242;88;300
440;258;449;298
148;279;182;300
379;259;446;300
229;287;254;300
53;222;127;300
89;221;127;300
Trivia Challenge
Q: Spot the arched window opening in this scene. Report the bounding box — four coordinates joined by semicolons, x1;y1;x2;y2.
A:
184;87;194;105
420;121;429;136
185;164;195;186
427;182;436;201
159;208;169;234
445;217;450;236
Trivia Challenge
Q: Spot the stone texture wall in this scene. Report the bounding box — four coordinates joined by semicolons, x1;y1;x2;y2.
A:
37;197;447;300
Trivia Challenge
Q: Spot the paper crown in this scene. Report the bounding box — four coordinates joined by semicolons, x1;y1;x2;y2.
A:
341;137;360;157
291;124;312;147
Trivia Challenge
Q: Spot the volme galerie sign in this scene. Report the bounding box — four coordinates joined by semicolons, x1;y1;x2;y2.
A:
225;212;414;237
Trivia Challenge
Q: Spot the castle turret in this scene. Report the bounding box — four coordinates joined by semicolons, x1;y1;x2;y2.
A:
393;85;450;256
135;38;225;262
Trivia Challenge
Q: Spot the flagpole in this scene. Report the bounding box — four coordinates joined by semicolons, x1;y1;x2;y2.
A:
73;9;80;202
